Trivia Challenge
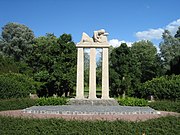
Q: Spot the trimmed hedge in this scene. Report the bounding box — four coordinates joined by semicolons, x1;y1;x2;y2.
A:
0;98;36;111
139;75;180;100
149;100;180;113
0;73;41;99
36;97;68;106
0;115;179;135
116;97;148;107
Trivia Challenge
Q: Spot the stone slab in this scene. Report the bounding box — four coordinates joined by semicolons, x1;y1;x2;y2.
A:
23;105;159;115
68;98;119;106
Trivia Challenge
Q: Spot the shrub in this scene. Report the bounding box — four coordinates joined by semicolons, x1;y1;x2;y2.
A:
0;98;36;111
36;97;68;106
116;97;148;106
139;75;180;100
149;100;180;113
0;115;179;135
0;73;41;99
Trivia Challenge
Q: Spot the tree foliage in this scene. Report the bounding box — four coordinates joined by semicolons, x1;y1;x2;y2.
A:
174;26;180;39
0;23;35;61
160;30;180;72
110;41;163;97
110;43;140;97
131;40;162;83
27;33;77;97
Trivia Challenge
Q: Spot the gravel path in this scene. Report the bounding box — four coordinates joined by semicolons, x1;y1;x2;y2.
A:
0;109;179;122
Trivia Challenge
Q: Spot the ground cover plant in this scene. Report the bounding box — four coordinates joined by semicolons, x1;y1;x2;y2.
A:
0;115;179;135
36;97;68;106
116;97;149;107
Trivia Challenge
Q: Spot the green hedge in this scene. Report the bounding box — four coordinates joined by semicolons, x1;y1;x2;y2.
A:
0;73;41;99
149;100;180;113
36;97;68;106
0;98;36;111
0;116;179;135
116;97;148;106
139;75;180;100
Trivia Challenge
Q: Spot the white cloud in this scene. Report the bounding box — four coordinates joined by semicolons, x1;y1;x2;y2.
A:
109;39;133;48
135;19;180;40
166;19;180;35
136;28;164;40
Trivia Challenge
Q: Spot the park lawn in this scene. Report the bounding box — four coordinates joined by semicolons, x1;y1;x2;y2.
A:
84;87;102;98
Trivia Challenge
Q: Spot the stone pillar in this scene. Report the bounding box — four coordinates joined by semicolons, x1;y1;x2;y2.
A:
89;48;97;99
102;48;109;99
76;48;84;99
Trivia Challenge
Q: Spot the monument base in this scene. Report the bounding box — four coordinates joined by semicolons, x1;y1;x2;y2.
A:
68;98;119;106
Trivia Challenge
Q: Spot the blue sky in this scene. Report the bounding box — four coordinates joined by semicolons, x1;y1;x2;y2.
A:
0;0;180;47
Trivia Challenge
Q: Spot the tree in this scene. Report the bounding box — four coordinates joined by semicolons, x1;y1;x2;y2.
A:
27;33;77;97
175;26;180;39
167;56;180;75
0;22;35;61
84;50;90;87
131;40;162;83
160;30;180;72
109;43;140;97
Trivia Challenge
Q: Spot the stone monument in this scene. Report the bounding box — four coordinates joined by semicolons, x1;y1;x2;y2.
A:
69;29;118;106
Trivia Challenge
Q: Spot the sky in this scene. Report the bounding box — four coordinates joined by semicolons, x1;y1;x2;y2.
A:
0;0;180;48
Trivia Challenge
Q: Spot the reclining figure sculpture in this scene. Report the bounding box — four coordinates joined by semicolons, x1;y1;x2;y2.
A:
79;29;109;44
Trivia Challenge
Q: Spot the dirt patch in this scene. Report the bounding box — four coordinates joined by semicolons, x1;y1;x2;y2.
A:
0;110;179;121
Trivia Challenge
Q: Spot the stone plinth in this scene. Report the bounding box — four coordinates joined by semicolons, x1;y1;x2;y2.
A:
68;98;119;106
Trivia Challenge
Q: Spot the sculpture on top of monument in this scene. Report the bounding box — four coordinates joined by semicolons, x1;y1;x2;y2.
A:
93;29;109;43
79;29;109;44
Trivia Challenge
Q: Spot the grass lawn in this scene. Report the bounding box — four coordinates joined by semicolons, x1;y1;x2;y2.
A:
84;87;102;98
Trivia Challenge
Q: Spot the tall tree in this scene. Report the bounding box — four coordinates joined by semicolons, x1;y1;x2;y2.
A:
131;40;162;83
110;43;140;97
27;33;77;97
0;22;35;61
174;26;180;39
160;30;180;72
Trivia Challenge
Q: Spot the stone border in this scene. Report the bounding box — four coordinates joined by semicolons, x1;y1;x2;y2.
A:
0;110;179;122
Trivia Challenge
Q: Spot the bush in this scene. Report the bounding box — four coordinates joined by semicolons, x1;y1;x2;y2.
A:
149;100;180;113
0;98;36;111
0;73;41;99
139;75;180;100
36;97;68;106
0;115;179;135
116;97;148;106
